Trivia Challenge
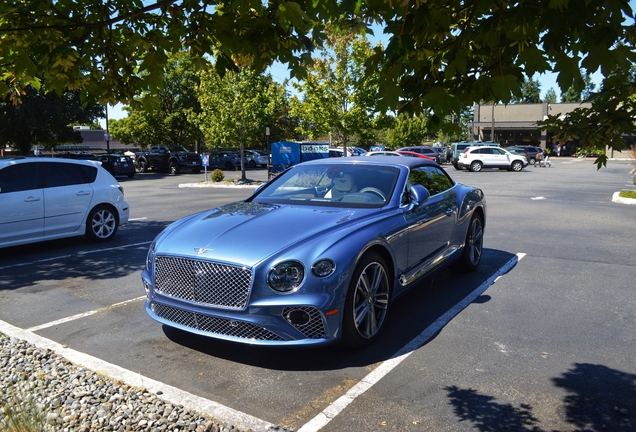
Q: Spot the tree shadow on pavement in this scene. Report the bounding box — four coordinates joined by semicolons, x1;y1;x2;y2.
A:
444;363;635;431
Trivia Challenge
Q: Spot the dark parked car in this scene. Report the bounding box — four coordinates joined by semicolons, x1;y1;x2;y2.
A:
397;146;442;164
142;156;486;347
506;146;544;165
98;154;136;178
206;151;242;169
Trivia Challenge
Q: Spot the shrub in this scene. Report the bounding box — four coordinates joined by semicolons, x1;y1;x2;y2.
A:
1;382;51;432
211;168;224;182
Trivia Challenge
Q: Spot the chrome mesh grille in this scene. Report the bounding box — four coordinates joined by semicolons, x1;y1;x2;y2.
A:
154;256;252;309
282;306;327;339
153;303;284;341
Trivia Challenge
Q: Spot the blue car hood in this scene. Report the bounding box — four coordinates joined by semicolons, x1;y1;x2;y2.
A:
156;201;374;266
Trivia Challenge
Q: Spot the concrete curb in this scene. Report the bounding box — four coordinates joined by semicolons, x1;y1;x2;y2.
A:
612;192;636;205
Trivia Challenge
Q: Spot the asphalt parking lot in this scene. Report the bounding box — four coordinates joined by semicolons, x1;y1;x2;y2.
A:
1;158;635;431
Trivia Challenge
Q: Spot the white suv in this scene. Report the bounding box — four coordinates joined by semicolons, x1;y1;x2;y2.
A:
0;157;130;248
458;146;528;172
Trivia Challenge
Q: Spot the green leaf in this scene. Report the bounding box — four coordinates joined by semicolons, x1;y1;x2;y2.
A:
517;46;551;77
491;74;521;103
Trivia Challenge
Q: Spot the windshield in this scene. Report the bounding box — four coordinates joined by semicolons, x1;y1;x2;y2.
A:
165;144;190;152
251;163;400;208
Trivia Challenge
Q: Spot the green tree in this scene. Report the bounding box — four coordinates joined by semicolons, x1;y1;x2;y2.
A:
196;69;286;180
513;78;541;104
109;52;203;151
290;24;382;149
2;0;634;159
385;114;430;149
0;87;103;155
544;88;558;104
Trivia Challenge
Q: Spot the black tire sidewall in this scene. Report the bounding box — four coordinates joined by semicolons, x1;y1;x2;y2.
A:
86;205;118;242
341;251;391;347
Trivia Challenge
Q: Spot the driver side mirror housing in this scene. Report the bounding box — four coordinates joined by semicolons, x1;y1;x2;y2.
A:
409;184;431;206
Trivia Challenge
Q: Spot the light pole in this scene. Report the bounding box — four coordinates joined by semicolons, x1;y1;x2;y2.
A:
105;104;111;154
491;103;495;143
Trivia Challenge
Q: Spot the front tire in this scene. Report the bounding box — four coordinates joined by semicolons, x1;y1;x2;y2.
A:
169;161;181;175
457;214;484;272
510;160;523;172
137;160;147;173
85;205;118;242
342;252;391;347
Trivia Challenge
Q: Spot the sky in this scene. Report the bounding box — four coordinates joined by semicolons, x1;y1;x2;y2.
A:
100;2;636;128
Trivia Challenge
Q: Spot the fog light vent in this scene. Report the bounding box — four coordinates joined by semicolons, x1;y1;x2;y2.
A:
282;307;326;339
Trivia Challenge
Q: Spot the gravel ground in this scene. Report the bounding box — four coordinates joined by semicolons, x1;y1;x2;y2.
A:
0;332;250;432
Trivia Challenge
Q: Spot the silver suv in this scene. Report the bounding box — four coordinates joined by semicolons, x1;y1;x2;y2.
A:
457;146;528;172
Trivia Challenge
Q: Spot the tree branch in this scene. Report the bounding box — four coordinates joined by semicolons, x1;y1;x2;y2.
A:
0;0;177;33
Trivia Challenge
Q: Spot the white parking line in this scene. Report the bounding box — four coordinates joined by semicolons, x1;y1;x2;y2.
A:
297;253;526;432
26;296;147;332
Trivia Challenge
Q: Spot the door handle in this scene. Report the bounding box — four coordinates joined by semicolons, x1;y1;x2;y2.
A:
24;196;41;202
76;191;91;196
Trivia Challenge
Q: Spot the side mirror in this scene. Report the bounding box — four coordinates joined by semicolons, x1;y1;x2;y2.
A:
409;184;430;206
253;182;268;195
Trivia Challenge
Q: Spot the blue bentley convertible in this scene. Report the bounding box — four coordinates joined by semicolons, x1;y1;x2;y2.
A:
142;156;486;347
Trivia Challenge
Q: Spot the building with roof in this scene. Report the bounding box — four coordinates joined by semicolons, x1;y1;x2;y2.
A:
471;102;592;151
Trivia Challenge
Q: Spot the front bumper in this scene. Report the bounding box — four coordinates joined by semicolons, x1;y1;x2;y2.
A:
141;270;341;346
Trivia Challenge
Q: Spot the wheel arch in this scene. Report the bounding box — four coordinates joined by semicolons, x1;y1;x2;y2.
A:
88;202;120;225
356;243;396;295
471;205;486;231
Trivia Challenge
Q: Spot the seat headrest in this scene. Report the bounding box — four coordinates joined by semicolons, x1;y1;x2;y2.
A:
334;173;355;192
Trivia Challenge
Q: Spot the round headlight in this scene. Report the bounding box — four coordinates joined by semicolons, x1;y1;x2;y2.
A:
268;261;305;293
312;259;335;277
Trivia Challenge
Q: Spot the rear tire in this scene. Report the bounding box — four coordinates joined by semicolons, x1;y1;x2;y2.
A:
137;160;147;173
469;161;483;172
85;205;118;242
457;214;484;272
342;252;391;347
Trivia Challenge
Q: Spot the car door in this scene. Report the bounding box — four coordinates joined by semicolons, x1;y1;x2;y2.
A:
0;161;44;244
490;147;511;167
402;166;457;274
42;162;94;235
